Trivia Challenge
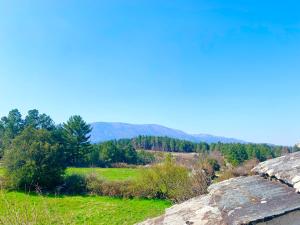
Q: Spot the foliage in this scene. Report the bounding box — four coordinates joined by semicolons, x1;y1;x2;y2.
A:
98;141;137;165
85;173;136;198
137;150;155;164
87;141;154;167
62;115;92;166
211;143;275;166
0;109;24;157
3;127;66;191
207;158;220;171
135;155;195;202
215;158;259;182
66;157;209;202
132;136;209;153
0;109;55;158
62;174;87;195
110;136;290;166
24;109;55;130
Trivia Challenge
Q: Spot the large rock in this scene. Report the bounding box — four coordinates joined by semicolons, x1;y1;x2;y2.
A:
138;152;300;225
252;151;300;192
138;176;300;225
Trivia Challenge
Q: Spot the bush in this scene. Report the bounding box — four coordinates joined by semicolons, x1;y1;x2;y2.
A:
135;155;193;202
110;163;137;168
215;170;235;182
62;174;87;195
3;127;66;191
85;173;105;195
85;173;135;198
215;159;259;182
232;159;259;177
207;158;220;171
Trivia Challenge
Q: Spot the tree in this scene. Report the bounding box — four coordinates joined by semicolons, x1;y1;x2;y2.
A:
3;127;66;190
63;115;92;166
0;109;24;155
123;144;137;164
99;141;120;165
24;109;55;130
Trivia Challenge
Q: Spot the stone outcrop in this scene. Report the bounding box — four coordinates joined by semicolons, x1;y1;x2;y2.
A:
252;151;300;192
138;152;300;225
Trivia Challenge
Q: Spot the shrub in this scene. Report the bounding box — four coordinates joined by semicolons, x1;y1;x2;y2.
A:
85;173;135;198
215;170;235;182
62;174;87;195
189;160;212;196
207;158;220;171
135;155;192;202
110;163;137;168
215;159;259;182
85;173;105;195
232;159;259;177
3;127;66;191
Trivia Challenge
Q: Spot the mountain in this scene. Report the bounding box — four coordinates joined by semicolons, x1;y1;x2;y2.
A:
90;122;245;144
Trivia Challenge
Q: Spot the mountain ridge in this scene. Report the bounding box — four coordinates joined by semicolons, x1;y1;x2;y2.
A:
90;122;246;144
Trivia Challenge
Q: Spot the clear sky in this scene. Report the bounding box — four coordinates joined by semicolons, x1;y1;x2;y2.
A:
0;0;300;145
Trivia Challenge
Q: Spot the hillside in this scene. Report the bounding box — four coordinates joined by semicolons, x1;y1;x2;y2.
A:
90;122;245;144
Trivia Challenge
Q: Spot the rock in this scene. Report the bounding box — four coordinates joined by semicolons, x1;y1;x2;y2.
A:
138;152;300;225
252;151;300;192
138;176;300;225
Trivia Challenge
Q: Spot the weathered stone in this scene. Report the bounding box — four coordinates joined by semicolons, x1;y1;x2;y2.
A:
252;151;300;192
138;176;300;225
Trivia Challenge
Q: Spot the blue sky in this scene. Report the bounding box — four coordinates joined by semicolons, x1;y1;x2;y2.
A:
0;0;300;145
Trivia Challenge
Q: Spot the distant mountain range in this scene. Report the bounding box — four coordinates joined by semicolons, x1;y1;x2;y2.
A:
90;122;246;144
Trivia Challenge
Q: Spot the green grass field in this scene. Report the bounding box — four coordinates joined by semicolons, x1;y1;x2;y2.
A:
66;167;141;181
0;167;141;181
0;191;170;225
0;166;169;224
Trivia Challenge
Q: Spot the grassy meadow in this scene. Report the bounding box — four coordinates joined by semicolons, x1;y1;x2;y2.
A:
0;191;170;225
66;167;141;181
0;166;169;225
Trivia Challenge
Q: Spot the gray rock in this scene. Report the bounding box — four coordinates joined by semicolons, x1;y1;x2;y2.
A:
252;151;300;192
138;176;300;225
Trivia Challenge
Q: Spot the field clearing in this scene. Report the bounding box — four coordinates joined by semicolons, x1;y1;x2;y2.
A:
66;167;141;181
0;191;170;225
145;150;200;168
0;167;141;181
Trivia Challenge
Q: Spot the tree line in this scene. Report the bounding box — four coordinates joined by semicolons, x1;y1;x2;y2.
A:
114;136;295;166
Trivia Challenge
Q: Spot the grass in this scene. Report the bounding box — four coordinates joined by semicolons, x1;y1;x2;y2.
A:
0;191;170;225
66;167;141;181
0;167;169;224
0;167;141;181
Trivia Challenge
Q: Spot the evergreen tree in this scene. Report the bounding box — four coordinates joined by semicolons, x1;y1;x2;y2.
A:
24;109;55;130
63;115;92;166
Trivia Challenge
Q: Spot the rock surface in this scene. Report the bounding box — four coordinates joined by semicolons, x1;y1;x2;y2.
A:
138;152;300;225
252;151;300;192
